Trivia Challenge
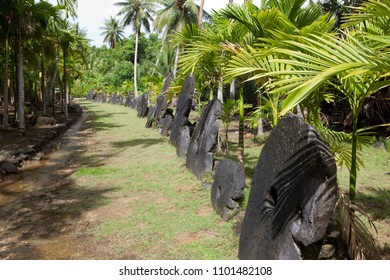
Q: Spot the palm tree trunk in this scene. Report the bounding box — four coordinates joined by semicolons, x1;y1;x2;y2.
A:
173;46;180;79
50;39;61;116
349;111;359;203
151;34;167;77
257;92;263;136
41;50;47;115
229;78;235;99
217;78;223;102
65;82;69;120
238;91;245;166
151;44;163;76
63;51;68;120
17;24;25;136
134;31;139;98
198;0;205;29
3;35;9;130
173;22;183;79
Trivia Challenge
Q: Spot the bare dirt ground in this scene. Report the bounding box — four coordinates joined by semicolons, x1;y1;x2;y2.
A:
0;105;100;259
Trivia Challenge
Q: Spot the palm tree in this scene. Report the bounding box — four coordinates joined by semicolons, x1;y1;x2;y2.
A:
8;0;59;135
60;21;88;119
100;16;124;49
154;0;204;78
0;0;13;130
226;0;390;202
198;0;205;29
56;0;78;18
116;0;157;98
182;0;328;163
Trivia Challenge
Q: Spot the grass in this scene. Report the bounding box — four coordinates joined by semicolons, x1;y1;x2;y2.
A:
71;101;239;259
70;100;389;259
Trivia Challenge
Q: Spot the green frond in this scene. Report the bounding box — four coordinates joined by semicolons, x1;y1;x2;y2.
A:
342;0;390;34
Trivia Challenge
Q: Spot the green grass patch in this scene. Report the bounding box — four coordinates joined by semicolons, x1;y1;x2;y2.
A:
74;166;123;177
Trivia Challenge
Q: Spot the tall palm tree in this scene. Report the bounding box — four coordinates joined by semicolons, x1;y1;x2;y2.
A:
100;16;124;49
0;0;13;130
116;0;157;98
154;0;204;78
198;0;205;29
56;0;78;18
9;0;59;135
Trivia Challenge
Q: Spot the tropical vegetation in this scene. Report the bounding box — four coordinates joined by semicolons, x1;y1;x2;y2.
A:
1;0;390;260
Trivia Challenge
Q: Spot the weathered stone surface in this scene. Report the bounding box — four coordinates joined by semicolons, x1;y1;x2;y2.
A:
170;75;194;147
238;114;337;260
130;96;138;109
97;92;106;103
160;110;174;137
211;160;245;221
0;161;18;174
186;99;222;178
145;106;156;128
86;88;95;101
176;125;191;157
137;93;149;118
154;95;168;128
154;73;173;128
109;93;116;104
124;92;133;107
109;93;123;105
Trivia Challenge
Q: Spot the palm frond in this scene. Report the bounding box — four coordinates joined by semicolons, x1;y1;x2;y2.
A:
342;0;390;34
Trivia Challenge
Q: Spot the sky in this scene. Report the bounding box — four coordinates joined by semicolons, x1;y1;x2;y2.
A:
49;0;245;47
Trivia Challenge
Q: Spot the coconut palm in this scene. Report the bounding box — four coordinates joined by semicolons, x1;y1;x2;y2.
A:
153;0;205;77
56;0;78;18
198;0;205;29
100;16;125;49
7;0;59;135
60;21;88;119
0;0;13;130
116;0;157;98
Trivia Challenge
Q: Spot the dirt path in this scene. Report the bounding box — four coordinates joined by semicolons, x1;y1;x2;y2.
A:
0;110;95;259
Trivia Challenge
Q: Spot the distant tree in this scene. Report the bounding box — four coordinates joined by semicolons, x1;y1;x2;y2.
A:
153;0;202;78
56;0;78;18
100;16;125;49
116;0;157;97
198;0;205;29
318;0;367;26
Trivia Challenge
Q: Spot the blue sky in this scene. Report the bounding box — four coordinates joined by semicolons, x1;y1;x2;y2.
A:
49;0;245;47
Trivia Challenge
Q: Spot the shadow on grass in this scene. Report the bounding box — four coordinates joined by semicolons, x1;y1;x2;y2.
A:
357;187;390;220
92;121;126;131
111;138;166;149
0;177;117;259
